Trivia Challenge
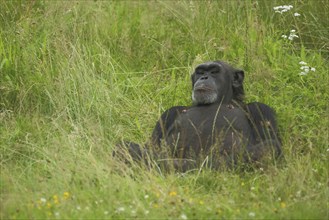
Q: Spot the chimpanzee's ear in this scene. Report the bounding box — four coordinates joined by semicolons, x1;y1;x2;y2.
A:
232;69;244;88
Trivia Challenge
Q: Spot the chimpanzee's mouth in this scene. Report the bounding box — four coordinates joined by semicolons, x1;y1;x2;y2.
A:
194;85;214;92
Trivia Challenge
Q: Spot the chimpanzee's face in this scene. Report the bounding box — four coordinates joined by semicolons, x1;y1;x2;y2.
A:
191;61;244;105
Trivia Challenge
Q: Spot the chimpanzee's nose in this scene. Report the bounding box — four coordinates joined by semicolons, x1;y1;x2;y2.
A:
200;76;208;80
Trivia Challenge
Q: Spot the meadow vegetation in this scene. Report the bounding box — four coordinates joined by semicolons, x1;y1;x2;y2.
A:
1;0;328;219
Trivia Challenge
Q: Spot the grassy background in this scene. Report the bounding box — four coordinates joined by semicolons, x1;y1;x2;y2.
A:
1;0;328;219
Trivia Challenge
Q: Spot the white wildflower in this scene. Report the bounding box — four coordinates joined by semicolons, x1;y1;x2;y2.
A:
40;198;47;203
282;30;299;41
299;62;316;75
180;213;188;220
54;212;60;217
117;207;125;212
144;194;149;199
294;12;301;16
76;206;81;210
145;210;150;215
289;34;298;40
249;212;256;217
288;30;299;40
296;190;302;197
301;66;310;72
104;211;109;215
273;5;293;13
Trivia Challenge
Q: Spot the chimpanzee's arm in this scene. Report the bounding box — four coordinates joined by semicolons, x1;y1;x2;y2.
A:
246;102;282;157
151;106;187;146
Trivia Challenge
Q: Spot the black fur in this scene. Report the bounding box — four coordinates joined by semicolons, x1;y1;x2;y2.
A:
115;61;282;171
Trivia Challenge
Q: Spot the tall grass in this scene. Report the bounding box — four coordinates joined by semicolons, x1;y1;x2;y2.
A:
1;0;328;219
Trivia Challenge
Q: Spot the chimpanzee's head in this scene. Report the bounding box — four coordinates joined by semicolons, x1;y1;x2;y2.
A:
191;61;244;105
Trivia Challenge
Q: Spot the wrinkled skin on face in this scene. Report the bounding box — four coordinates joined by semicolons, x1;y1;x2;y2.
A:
191;61;244;105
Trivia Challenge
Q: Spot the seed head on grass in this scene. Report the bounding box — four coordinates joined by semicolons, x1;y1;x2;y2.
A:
131;210;137;215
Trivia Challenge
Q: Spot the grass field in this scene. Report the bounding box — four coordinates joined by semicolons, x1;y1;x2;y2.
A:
1;0;328;219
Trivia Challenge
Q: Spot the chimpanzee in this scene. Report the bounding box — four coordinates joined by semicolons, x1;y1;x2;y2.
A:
116;61;282;171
